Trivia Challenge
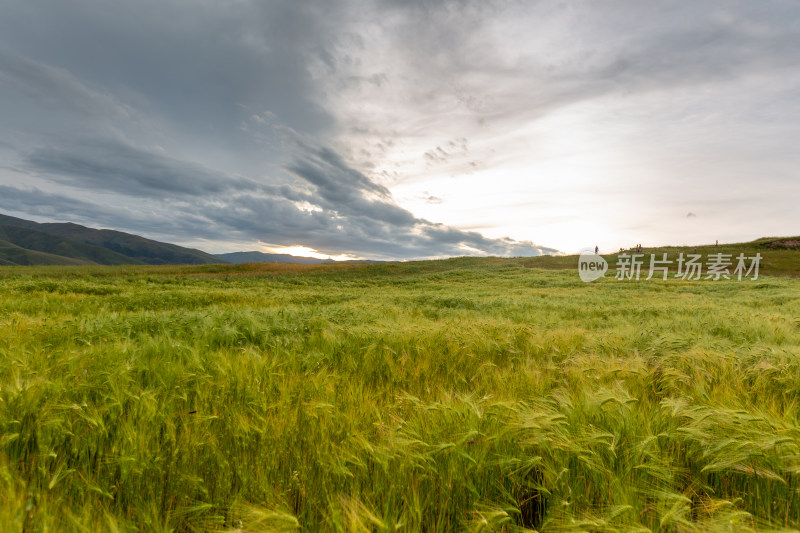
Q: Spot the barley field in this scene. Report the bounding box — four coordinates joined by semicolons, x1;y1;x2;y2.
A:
1;258;800;532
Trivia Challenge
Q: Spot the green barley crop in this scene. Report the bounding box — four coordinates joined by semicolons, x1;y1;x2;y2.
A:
0;259;799;531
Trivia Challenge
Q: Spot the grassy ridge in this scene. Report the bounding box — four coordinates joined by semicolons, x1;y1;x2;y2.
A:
0;239;93;266
1;258;800;531
0;214;225;266
0;225;140;266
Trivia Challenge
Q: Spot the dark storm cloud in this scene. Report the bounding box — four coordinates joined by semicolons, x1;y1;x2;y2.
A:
0;184;199;237
0;185;115;221
0;49;131;122
25;139;259;197
0;1;335;138
285;145;418;228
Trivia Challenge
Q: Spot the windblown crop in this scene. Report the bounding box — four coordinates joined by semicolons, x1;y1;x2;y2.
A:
1;260;799;531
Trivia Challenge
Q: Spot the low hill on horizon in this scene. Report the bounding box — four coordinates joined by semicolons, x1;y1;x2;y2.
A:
215;251;335;265
215;251;384;265
512;235;800;278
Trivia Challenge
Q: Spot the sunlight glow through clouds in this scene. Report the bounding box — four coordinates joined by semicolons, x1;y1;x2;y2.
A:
387;102;634;253
265;245;359;262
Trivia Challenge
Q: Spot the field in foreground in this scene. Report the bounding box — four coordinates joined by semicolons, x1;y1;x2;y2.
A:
1;259;800;532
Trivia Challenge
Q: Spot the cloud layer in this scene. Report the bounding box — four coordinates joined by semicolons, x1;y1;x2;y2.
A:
1;1;798;257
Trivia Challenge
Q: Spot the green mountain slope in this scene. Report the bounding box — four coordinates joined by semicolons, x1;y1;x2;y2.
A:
0;225;143;265
0;213;225;266
32;223;222;265
0;238;92;266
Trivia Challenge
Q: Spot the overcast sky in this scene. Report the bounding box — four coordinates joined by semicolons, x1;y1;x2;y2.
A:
1;1;798;259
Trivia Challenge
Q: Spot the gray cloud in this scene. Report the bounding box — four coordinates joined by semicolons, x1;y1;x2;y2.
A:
0;184;199;238
285;146;419;229
25;139;259;197
1;0;798;257
424;138;468;166
422;193;443;205
0;49;132;123
318;1;800;137
0;136;559;259
0;2;334;138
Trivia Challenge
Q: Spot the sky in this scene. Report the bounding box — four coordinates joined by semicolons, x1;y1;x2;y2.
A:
0;1;798;260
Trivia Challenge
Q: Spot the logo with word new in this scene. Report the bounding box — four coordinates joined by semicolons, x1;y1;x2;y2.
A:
577;250;762;282
578;249;608;282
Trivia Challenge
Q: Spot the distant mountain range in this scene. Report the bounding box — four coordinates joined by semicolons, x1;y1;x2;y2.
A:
215;251;334;264
215;251;381;265
0;213;222;266
0;213;376;266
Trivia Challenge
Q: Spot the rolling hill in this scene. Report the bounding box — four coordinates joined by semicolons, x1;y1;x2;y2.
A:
0;213;224;266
